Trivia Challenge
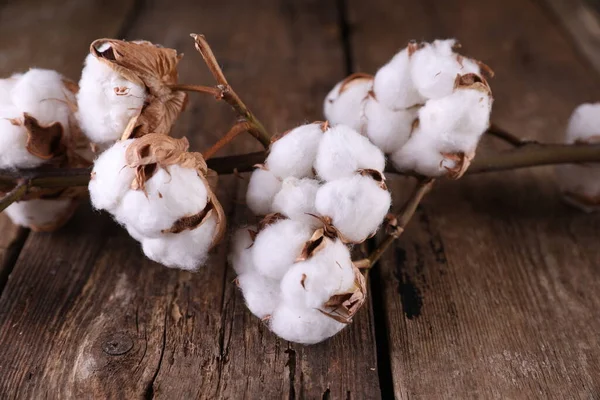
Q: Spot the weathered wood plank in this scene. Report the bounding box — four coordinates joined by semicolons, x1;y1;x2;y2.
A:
348;0;600;397
0;215;26;291
0;0;381;398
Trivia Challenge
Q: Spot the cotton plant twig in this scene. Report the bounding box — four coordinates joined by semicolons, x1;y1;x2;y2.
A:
0;181;28;213
170;34;272;150
202;121;256;160
486;124;536;147
2;136;600;194
355;178;435;270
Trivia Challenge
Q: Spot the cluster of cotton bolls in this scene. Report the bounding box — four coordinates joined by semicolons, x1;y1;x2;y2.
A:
88;134;225;270
555;103;600;212
0;68;91;231
325;39;493;178
229;122;390;344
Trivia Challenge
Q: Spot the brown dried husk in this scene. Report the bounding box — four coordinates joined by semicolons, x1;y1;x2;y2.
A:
440;151;472;180
319;263;367;324
338;72;373;94
90;39;188;139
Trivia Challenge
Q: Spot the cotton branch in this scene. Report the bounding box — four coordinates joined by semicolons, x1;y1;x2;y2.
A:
355;178;435;270
0;181;28;213
170;34;272;150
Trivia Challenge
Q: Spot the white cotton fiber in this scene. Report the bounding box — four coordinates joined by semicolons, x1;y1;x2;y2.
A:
141;212;217;270
269;303;346;345
0;74;21;107
228;226;257;274
88;139;136;212
418;87;492;153
315;173;391;243
363;97;418;153
267;123;323;179
279;238;355;309
10;69;74;133
565;103;600;143
252;219;313;280
390;128;456;177
77;50;146;144
5;198;72;230
116;164;209;237
323;77;371;131
373;47;423;110
246;167;282;216
271;177;321;226
411;39;480;99
314;125;385;181
237;272;280;318
0;107;47;169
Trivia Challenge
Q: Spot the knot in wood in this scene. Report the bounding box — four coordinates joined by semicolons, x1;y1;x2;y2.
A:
101;332;134;356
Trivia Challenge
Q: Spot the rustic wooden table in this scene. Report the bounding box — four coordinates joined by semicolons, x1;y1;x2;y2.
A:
1;0;600;398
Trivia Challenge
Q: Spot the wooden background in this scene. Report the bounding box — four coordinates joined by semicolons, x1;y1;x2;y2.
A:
1;0;600;398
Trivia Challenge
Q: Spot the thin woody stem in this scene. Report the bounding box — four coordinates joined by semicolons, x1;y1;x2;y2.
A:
357;178;435;269
0;181;28;213
486;124;535;147
203;121;254;160
168;84;222;97
190;33;271;149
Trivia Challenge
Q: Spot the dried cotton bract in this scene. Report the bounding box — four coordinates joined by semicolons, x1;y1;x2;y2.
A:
232;227;366;344
77;39;187;146
0;69;91;231
555;103;600;212
324;39;493;178
88;134;225;270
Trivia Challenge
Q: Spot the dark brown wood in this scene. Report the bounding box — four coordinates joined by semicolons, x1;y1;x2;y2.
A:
0;215;26;291
348;0;600;397
0;0;381;398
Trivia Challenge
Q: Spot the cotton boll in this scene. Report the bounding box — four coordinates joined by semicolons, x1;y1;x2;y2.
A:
77;50;146;144
411;39;480;99
88;139;136;212
315;173;391;243
141;212;217;270
323;76;371;131
0;108;47;169
252;219;314;280
228;226;257;274
418;87;491;154
10;69;74;133
314;125;385;181
267;123;323;179
280;239;355;309
269;303;346;345
565;103;600;143
363;97;418;153
271;177;321;226
116;164;209;237
246;167;282;216
5;198;73;231
390;129;451;177
238;272;280;319
373;48;424;109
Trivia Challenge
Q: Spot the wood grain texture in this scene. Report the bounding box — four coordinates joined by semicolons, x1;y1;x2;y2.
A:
0;215;26;291
0;0;381;398
347;0;600;398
